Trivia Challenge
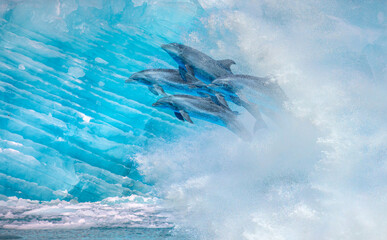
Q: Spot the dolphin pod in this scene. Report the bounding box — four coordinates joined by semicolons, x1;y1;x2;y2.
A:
125;43;288;140
125;69;230;108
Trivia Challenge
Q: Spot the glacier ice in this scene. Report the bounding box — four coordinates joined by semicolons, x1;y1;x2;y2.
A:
0;0;205;202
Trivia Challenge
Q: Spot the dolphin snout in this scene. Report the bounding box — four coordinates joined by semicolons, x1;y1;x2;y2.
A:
126;72;143;83
161;43;179;55
152;102;160;107
125;73;137;83
125;77;134;83
161;44;172;51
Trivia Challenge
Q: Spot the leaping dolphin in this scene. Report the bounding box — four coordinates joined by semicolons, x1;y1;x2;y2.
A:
126;69;204;96
161;43;236;84
209;75;288;130
152;95;251;141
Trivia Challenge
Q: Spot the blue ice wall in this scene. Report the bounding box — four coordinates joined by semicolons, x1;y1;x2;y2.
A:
0;0;204;202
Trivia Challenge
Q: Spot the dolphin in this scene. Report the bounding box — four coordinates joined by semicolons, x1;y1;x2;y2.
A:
125;69;204;96
161;43;235;84
126;69;231;108
209;75;288;130
210;75;287;103
152;95;251;141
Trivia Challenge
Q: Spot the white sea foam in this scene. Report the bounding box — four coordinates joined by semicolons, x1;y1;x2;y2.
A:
0;195;171;229
135;1;387;239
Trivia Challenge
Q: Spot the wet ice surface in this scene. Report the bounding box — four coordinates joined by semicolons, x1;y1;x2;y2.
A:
0;196;171;230
0;0;203;202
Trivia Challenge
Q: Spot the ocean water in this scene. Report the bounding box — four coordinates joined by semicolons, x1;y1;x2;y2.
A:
1;0;387;239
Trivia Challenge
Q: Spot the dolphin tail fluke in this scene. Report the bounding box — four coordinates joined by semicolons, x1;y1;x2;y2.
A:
217;59;236;72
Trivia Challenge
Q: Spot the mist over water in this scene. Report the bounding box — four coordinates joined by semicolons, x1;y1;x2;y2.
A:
136;1;387;239
0;0;386;239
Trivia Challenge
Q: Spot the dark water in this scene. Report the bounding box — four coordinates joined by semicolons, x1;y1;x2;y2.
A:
0;228;192;240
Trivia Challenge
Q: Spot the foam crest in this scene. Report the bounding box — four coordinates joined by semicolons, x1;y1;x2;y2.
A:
0;195;171;229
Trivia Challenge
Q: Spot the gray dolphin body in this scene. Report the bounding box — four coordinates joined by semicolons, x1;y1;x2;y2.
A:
152;95;251;141
126;69;206;96
161;43;235;84
209;75;288;129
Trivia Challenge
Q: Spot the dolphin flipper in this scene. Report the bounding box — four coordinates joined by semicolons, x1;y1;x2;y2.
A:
198;92;229;109
153;84;167;96
217;59;235;72
215;93;229;108
148;86;159;95
179;110;193;124
174;112;185;122
148;84;166;96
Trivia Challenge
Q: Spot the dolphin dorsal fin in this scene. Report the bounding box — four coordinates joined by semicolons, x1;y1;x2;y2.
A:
179;65;197;83
217;59;235;72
